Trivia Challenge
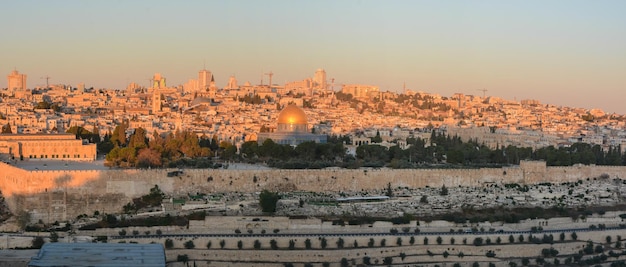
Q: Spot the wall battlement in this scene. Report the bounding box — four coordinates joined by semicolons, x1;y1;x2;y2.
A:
2;161;626;223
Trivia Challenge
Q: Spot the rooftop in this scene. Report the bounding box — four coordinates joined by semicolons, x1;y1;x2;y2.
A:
28;243;165;267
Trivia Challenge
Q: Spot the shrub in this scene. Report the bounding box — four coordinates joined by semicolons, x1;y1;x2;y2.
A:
164;238;174;249
176;254;188;263
336;238;344;248
31;236;45;249
184;240;195;249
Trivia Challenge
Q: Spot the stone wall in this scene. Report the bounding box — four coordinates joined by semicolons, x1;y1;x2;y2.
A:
2;161;626;223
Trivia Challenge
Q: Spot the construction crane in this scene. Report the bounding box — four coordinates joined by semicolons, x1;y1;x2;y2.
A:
41;75;51;88
264;71;273;87
477;89;488;98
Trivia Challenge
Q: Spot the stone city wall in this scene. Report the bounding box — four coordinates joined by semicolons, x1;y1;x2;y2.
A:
1;161;626;223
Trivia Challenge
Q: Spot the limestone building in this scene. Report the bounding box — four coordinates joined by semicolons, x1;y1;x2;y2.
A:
7;70;27;91
257;105;327;146
0;133;97;161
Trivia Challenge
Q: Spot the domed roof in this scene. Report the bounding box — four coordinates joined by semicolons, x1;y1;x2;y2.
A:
190;97;211;106
277;105;307;125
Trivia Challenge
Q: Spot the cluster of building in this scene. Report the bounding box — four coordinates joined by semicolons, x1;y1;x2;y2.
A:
1;68;626;162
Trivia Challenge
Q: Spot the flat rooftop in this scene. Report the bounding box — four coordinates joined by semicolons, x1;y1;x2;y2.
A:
28;243;165;267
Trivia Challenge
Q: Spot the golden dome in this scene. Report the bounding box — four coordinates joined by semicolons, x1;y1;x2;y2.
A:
277;105;308;125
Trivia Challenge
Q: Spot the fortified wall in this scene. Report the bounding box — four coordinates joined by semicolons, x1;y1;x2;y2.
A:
1;161;625;224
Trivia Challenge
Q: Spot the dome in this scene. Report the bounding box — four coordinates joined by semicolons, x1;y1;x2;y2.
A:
277;105;307;125
276;105;308;133
190;97;212;106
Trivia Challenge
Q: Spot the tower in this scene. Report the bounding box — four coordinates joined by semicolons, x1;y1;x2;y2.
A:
313;69;327;90
198;69;212;92
153;73;166;88
7;70;27;91
225;75;238;89
152;89;162;114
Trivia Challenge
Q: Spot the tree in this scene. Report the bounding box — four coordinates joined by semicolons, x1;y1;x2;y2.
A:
32;236;45;249
220;240;226;249
440;185;449;196
259;190;280;213
136;148;162;168
386;182;393;197
320;237;327;249
237;240;243;249
270;239;278;250
336;238;344;248
184;240;195;249
304;239;312;249
1;123;11;134
571;232;578;241
437;236;443;245
254;240;261;249
164;239;174;249
176;254;188;263
49;231;59;243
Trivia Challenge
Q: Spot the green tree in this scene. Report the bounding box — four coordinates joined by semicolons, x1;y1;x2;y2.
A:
164;238;174;249
259;190;280;213
32;236;45;249
336;238;344;248
440;184;449;196
184;240;195;249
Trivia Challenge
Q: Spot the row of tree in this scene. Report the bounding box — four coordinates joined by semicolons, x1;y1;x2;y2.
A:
72;121;626;168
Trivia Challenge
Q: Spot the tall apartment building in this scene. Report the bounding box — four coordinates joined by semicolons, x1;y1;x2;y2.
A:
313;68;327;90
198;69;212;92
7;70;27;91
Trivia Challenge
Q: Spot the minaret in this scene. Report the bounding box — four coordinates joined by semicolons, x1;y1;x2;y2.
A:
152;89;162;114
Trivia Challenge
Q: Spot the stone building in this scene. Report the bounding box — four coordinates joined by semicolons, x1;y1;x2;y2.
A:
0;133;96;161
257;105;327;146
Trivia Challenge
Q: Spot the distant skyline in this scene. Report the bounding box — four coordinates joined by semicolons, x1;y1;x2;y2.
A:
1;0;625;113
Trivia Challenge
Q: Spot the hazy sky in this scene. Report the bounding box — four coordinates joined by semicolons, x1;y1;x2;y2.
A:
2;1;625;113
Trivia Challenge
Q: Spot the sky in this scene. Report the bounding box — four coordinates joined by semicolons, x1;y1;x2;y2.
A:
1;0;625;113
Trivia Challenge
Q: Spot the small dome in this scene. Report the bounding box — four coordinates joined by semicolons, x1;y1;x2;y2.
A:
277;105;307;126
190;97;211;106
